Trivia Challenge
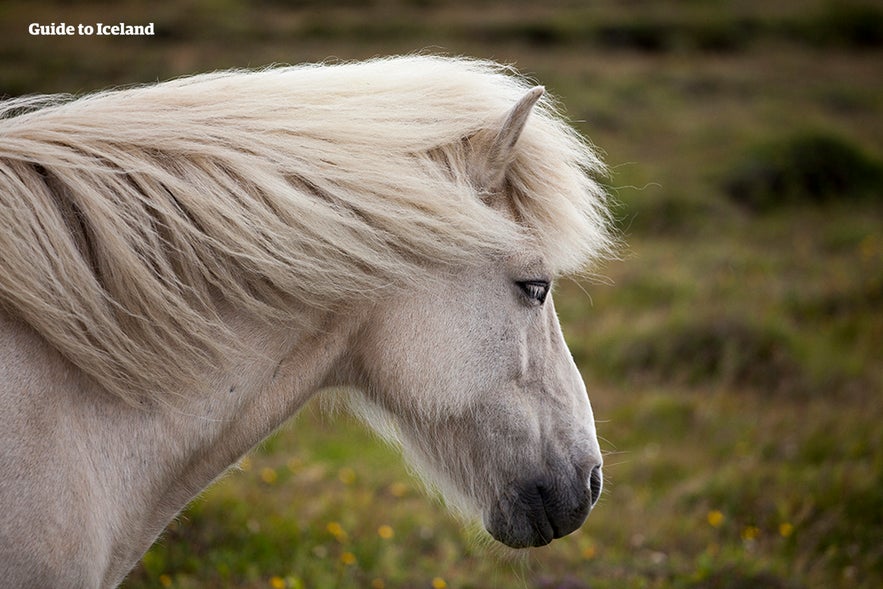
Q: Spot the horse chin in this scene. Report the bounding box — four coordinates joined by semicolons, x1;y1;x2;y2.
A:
484;511;555;549
482;475;594;549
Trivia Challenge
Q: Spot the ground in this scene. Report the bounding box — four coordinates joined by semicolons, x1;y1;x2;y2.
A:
1;1;881;587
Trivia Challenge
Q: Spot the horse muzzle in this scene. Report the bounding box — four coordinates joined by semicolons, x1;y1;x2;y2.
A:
484;463;603;548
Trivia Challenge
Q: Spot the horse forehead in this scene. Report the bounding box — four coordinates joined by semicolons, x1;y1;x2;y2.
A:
515;254;552;278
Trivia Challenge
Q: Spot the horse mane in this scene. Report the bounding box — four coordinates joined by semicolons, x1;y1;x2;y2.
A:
0;55;611;404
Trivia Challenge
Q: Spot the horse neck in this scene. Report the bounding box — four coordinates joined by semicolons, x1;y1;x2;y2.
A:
73;306;362;584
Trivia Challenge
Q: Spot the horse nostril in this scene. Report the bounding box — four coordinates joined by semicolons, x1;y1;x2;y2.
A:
589;465;603;507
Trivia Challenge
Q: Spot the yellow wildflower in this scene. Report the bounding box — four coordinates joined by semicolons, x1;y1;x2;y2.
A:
707;510;724;528
378;524;394;539
338;467;356;485
326;521;347;542
432;577;447;589
741;526;760;541
389;482;408;497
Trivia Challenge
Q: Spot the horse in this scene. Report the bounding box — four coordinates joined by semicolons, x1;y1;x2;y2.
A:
0;55;613;587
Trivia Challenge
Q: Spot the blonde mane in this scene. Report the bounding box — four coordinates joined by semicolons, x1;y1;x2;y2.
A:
0;56;611;404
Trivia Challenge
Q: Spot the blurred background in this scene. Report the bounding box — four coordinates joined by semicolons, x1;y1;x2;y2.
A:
2;1;881;587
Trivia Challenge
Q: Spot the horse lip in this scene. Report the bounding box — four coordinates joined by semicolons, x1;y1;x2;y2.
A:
484;512;553;549
537;483;575;540
484;477;591;548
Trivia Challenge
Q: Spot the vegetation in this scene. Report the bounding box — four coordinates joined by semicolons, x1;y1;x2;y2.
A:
724;132;882;210
2;1;880;587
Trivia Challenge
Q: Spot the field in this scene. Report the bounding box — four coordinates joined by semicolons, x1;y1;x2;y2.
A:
1;1;881;587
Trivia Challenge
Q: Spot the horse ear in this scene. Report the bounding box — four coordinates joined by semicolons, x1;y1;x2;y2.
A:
476;86;544;191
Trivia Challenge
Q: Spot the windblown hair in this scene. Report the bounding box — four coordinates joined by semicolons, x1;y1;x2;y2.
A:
0;56;611;403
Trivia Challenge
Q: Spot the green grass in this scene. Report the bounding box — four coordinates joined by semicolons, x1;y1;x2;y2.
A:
2;1;881;587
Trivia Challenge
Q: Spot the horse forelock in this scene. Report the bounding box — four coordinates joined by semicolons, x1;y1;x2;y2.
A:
0;55;612;403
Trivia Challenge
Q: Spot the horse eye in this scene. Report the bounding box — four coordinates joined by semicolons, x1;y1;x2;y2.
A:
517;280;550;304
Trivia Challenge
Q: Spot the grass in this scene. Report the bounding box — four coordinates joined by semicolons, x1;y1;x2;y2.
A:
2;1;881;587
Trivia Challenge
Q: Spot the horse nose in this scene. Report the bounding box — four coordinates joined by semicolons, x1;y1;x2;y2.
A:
589;464;603;507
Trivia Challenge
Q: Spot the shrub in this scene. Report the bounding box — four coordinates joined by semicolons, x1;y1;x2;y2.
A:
616;192;729;236
609;315;806;395
723;133;882;211
789;2;883;49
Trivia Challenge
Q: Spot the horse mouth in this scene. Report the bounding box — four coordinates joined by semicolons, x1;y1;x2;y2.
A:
483;467;601;548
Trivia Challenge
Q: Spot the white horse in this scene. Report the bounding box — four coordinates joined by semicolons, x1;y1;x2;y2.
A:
0;56;613;587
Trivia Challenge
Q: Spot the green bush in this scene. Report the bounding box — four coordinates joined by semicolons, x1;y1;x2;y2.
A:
616;192;730;236
788;2;883;49
723;133;882;211
608;315;806;395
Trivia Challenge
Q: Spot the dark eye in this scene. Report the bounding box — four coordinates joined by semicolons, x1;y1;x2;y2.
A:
517;280;550;304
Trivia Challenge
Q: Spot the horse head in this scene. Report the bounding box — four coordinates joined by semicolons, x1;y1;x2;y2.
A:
348;88;604;548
